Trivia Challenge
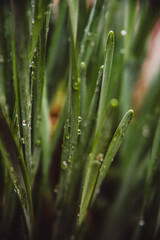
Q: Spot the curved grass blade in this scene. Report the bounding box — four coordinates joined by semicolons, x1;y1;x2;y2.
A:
93;109;134;201
0;107;33;238
97;31;115;127
78;99;119;226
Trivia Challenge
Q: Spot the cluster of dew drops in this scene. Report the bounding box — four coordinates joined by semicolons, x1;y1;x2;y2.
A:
62;116;82;170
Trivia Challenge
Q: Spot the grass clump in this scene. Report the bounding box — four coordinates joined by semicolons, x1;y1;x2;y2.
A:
0;0;160;240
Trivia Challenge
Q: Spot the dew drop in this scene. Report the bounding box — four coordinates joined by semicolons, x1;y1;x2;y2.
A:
36;140;41;147
68;155;72;163
0;54;4;63
120;48;126;54
66;135;70;140
21;138;25;144
62;161;68;170
22;120;27;126
100;65;104;72
78;129;81;135
78;116;82;123
32;19;35;24
80;62;86;69
37;14;42;20
121;29;127;36
80;44;84;53
91;41;95;47
10;166;14;173
96;153;104;163
139;219;145;226
142;125;150;138
72;82;79;91
54;187;58;194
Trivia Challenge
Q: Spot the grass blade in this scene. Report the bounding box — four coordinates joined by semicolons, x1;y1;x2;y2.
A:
56;26;80;209
29;0;52;61
79;0;105;65
67;0;79;46
0;1;14;116
97;31;115;127
11;0;32;175
0;107;33;238
78;65;104;159
135;117;160;240
78;99;119;226
94;109;134;200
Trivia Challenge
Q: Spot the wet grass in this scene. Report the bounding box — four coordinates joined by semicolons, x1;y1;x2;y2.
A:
0;1;160;239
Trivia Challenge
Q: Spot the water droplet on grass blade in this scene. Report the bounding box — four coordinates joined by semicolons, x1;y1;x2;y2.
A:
36;140;41;147
142;125;150;138
121;30;127;36
120;48;126;54
72;82;79;90
10;167;14;173
62;161;68;170
78;116;82;122
139;219;145;226
80;62;86;69
0;54;4;63
78;129;81;135
66;135;70;140
22;120;27;126
96;153;104;163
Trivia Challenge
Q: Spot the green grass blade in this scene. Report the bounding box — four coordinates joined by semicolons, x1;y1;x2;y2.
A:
30;6;51;184
0;1;14;116
79;62;87;120
46;1;67;85
78;65;104;158
29;0;52;61
78;99;119;226
56;29;80;208
135;118;160;240
41;84;51;187
67;0;79;46
69;66;104;201
97;31;115;127
11;0;32;175
78;155;102;226
0;107;33;238
94;109;134;200
79;0;105;65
